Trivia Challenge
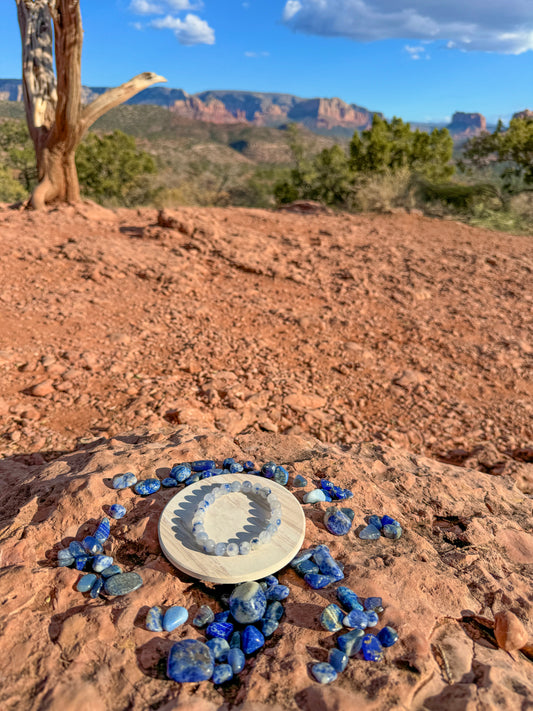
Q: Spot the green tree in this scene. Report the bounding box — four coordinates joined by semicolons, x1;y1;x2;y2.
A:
0;119;37;191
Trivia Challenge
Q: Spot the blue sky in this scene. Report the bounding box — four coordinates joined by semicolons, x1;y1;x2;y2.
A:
0;0;532;123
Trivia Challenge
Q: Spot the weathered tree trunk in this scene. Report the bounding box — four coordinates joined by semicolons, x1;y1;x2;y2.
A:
15;0;166;209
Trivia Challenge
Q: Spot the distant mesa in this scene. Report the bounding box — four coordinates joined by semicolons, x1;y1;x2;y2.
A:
512;108;533;121
446;111;487;137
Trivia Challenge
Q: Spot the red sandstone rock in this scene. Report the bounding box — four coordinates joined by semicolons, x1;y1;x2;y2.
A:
29;379;55;397
494;611;529;651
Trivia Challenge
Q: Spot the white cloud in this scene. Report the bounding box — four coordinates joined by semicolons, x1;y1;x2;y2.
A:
281;0;533;54
129;0;199;14
130;0;162;14
151;13;215;45
405;44;427;60
244;51;270;58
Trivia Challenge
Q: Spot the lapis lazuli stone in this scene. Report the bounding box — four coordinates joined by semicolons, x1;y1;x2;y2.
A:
320;604;345;632
368;515;383;530
229;631;241;649
382;523;402;539
57;548;74;567
82;536;102;555
273;465;289;486
320;479;336;496
225;648;245;674
200;471;214;479
304;573;336;589
206;637;229;660
364;597;383;611
362;634;384;661
293;475;307;487
335;487;354;500
193;605;214;628
101;564;121;578
170;464;191;482
229;582;267;624
261;461;277;478
264;601;284;621
162;477;178;487
266;585;289;601
344;609;368;629
134;478;161;496
109;504;126;519
312;547;344;581
167;639;215;682
338;629;364;656
146;606;164;631
293;559;319;576
262;619;279;637
329;648;348;673
214;611;231;623
206;621;234;639
263;575;278;586
378;626;399;647
243;461;255;471
90;578;103;598
77;573;97;592
113;472;137;489
74;554;89;570
191;460;216;472
164;606;188;632
311;662;337;684
291;549;315;567
366;611;379;627
359;524;381;540
324;509;353;536
212;663;233;684
337;586;363;612
228;462;244;473
92;555;113;573
184;473;200;486
68;541;86;558
104;572;143;596
94;517;110;544
303;489;327;504
242;625;265;655
223;458;235;468
381;515;396;526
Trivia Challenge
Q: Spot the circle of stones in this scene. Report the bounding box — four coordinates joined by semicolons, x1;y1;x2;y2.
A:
190;481;282;556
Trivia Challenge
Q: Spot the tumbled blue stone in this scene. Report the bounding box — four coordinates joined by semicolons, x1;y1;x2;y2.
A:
133;478;161;496
344;609;368;629
90;578;103;598
206;621;234;639
94;517;110;544
92;555;113;573
304;573;336;589
243;461;255;471
225;647;245;674
320;603;345;632
340;507;355;520
101;564;122;578
229;582;267;624
113;472;137;489
68;541;86;558
362;634;384;661
104;571;143;596
273;465;289;486
57;548;74;567
74;554;89;570
77;573;97;592
170;464;191;482
229;631;241;649
312;662;337;684
223;458;235;468
167;639;215;682
263;575;278;586
193;605;214;627
303;489;327;503
293;475;307;487
290;549;315;566
162;477;177;487
164;606;188;632
264;601;284;621
366;611;379;627
146;606;164;631
378;626;398;647
262;618;279;637
368;514;383;530
109;504;126;519
206;637;230;660
320;479;336;496
334;487;354;500
359;524;381;540
382;523;402;539
212;663;233;684
82;536;103;555
191;460;216;472
261;461;277;478
381;515;396;526
200;470;215;479
293;559;319;576
337;629;364;656
228;462;244;473
184;473;200;486
329;648;348;673
242;625;264;655
364;597;383;611
324;509;353;536
312;547;344;581
266;584;289;601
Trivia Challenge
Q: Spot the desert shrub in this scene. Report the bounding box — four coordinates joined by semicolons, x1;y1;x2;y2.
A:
0;164;27;202
0;119;37;193
353;168;414;212
413;177;504;213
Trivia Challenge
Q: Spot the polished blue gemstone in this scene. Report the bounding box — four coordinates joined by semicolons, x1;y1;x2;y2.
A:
293;559;319;576
243;461;255;471
304;573;336;589
368;515;383;529
242;625;264;655
223;458;236;468
74;554;89;570
229;582;267;624
206;622;234;639
162;477;178;487
320;479;336;495
335;488;353;500
312;547;344;581
337;629;364;656
364;597;383;611
112;472;137;489
184;473;201;486
225;647;245;673
82;536;103;555
261;461;277;478
68;541;86;558
228;462;244;473
311;662;337;684
77;573;97;592
146;606;164;631
324;509;353;536
344;609;368;629
170;464;191;482
266;585;289;601
381;515;396;526
104;571;143;596
109;504;126;519
293;475;307;487
359;524;381;540
382;523;402;539
262;619;279;637
329;648;348;673
320;604;345;632
94;517;110;544
229;631;241;649
167;639;215;682
92;555;113;572
133;478;161;496
273;465;289;486
263;575;278;586
193;605;214;628
303;489;327;503
214;611;231;623
212;664;233;684
101;564;121;578
362;634;384;661
366;611;379;627
206;637;230;661
163;606;188;632
191;460;216;472
90;578;103;598
264;601;284;621
290;549;315;567
378;626;399;647
57;548;74;567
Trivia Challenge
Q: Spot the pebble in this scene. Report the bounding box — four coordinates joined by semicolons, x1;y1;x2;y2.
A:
262;619;279;637
223;458;235;468
359;524;382;540
362;634;384;661
364;597;383;611
293;559;319;576
163;606;189;632
212;663;233;684
312;547;344;581
329;648;348;673
57;548;74;567
264;601;284;621
344;609;368;629
77;573;97;592
381;515;396;526
242;625;265;655
206;637;230;661
146;606;164;631
229;582;267;624
337;586;363;612
293;475;307;487
191;460;216;472
184;473;200;486
74;554;89;570
109;504;126;519
193;605;215;628
304;573;336;589
338;629;364;656
311;662;337;684
266;584;289;601
225;647;245;674
229;631;241;649
368;514;382;529
263;575;278;586
101;564;122;578
273;465;289;486
82;536;102;555
134;478;161;496
94;518;110;544
104;571;143;596
382;522;402;539
214;611;230;623
365;610;379;627
378;626;399;647
243;461;255;471
92;555;113;573
68;541;86;558
291;549;315;567
262;461;277;478
170;464;191;482
228;462;244;473
90;578;103;598
162;477;178;487
112;472;137;489
206;621;234;639
494;611;528;651
324;508;353;536
320;604;345;632
303;489;327;503
167;639;214;682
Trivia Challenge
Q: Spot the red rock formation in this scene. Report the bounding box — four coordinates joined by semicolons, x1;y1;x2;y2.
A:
447;112;487;137
170;96;247;124
289;97;374;129
512;109;533;121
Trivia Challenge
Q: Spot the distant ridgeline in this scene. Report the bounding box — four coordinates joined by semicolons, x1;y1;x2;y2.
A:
0;78;504;137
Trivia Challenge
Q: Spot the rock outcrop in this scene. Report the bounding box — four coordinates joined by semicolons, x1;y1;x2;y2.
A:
512;109;533;121
446;112;487;137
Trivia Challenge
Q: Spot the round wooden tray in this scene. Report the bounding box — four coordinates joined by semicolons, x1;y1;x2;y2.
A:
158;473;306;584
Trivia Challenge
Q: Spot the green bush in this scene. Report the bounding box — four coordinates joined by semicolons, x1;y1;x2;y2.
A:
0;164;27;202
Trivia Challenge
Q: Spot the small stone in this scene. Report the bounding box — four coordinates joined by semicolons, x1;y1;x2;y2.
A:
229;631;241;649
494;611;529;651
264;601;284;621
263;575;278;586
293;559;319;576
335;488;353;500
273;465;289;486
228;462;244;473
293;475;307;487
184;473;201;486
77;573;97;592
362;634;384;661
162;477;178;487
163;606;189;632
112;472;137;489
104;572;143;596
261;461;277;478
303;489;327;503
206;621;234;639
170;464;191;482
229;582;267;624
57;548;74;567
382;523;402;539
368;514;382;529
378;626;399;647
82;536;103;555
290;549;315;567
30;379;55;397
364;597;383;611
242;625;265;654
94;517;110;544
90;578;103;598
266;584;289;601
223;458;236;468
243;461;255;471
312;547;344;581
359;524;381;540
214;611;231;623
366;610;379;627
212;663;233;684
338;629;364;656
262;619;279;637
167;639;214;682
101;564;122;578
206;637;230;661
92;555;113;573
68;541;86;558
109;504;126;519
191;460;216;472
381;515;396;526
304;573;336;589
225;647;245;673
133;478;161;496
146;606;164;631
337;586;363;612
311;662;337;684
344;609;368;629
74;554;89;570
329;648;348;673
193;605;215;628
324;509;353;536
320;604;345;632
320;479;336;497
